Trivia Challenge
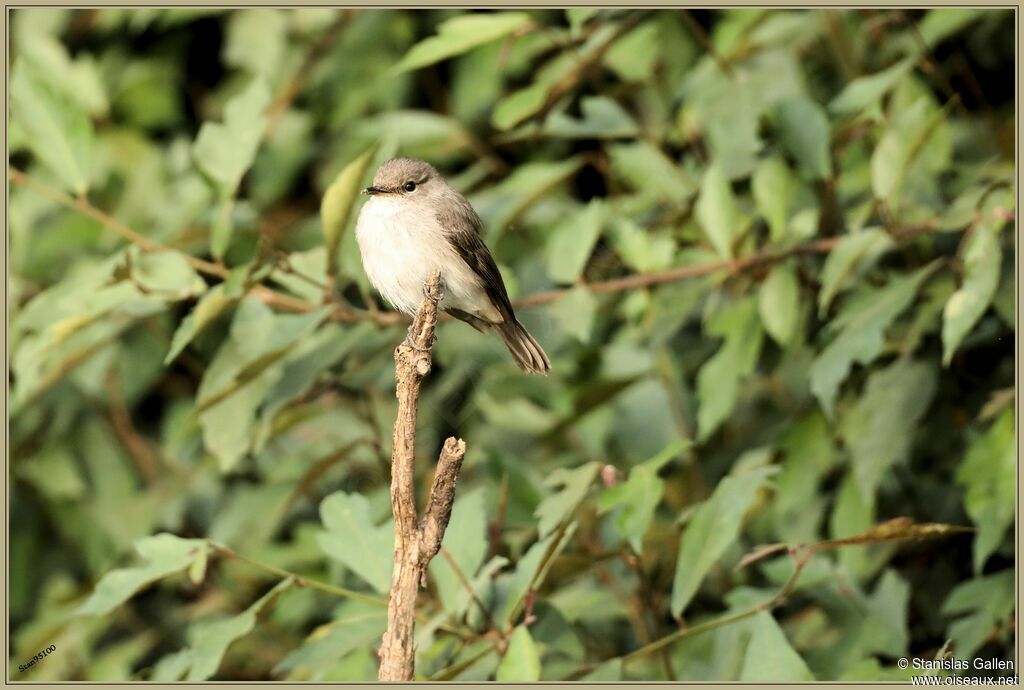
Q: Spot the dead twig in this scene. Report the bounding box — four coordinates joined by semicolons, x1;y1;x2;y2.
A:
378;272;467;681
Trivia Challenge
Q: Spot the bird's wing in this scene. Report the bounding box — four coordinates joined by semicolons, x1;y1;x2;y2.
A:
435;191;516;323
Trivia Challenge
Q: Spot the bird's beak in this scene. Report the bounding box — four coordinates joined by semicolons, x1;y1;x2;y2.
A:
362;186;384;196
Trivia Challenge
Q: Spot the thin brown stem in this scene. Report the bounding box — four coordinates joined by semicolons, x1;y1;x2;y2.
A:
532;9;654;124
262;11;353;140
439;546;499;632
616;549;810;668
679;10;734;78
282;438;373;514
8;166;227;278
514;222;940;309
9;166;948;333
209;541;387;607
104;369;162;486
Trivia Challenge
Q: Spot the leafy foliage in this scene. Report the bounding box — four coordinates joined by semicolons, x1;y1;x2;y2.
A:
8;7;1015;682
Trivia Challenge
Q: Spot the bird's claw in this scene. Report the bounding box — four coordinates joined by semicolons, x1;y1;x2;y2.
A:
423;278;445;305
404;325;436;352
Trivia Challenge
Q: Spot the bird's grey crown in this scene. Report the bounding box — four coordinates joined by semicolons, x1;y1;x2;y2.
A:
372;157;440;188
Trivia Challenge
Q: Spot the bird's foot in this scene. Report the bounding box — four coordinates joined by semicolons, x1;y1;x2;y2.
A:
403;324;436;352
423;277;445;305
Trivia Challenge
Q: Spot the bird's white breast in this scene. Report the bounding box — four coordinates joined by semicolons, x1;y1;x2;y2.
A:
355;196;500;321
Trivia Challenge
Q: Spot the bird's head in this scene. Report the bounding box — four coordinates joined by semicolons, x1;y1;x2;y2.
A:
362;157;443;199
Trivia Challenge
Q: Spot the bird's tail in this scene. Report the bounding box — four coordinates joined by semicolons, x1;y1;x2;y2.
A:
497;320;551;374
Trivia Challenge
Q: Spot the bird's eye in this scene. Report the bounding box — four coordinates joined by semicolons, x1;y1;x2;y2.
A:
403;181;417;192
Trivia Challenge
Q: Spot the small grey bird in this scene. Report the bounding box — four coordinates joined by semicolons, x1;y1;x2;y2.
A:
356;157;551;374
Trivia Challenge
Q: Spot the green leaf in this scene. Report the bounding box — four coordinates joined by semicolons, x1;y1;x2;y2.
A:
613;377;689;462
823;470;888;577
829;471;876;580
470;157;583;240
187;542;209;585
272;247;328;302
16;31;108;116
78;533;206;615
133;251;208;295
809;263;937;416
772;97;832;179
492;24;630;132
498;523;577;626
543;96;639;139
351;110;472;161
839;358;937;496
917;9;986;49
607;141;697;203
681;50;804;178
771;412;838;543
196;299;332;470
191;77;269;257
477;392;557;434
321;144;379;279
864;570;911;657
818;229;895;317
192;77;270;196
581;658;623;681
165;285;233;364
758;261;801;346
535;463;600;538
829;57;916;116
549;284;598;343
315;492;394;594
697;297;764;439
599;465;662;552
565;9;599;36
545;200;605;284
187;577;293;680
224;9;287;81
17;446;87;501
992;269;1014;329
253;323;368;451
870;95;951;204
9;250;201;396
150;649;194;682
942;218;1002;365
739;613;815;681
198;353;280;472
607;217;676;272
752;157;796;243
956;408;1015;573
604;20;659;82
11;62;94;195
428;488;489;615
597;440;687;551
941;570;1014;658
670;466;774;616
492;81;550;131
393;12;531;73
695;162;740;259
251;110;314;204
496;626;540;681
275;601;387;678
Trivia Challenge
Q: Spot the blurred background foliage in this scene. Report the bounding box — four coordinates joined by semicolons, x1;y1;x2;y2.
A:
7;7;1017;682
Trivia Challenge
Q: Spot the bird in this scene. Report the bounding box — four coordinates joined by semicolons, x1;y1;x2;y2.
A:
355;157;551;374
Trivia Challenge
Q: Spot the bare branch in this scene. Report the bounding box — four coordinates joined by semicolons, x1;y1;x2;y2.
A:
378;271;467;681
420;438;467;568
8;166;227;278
